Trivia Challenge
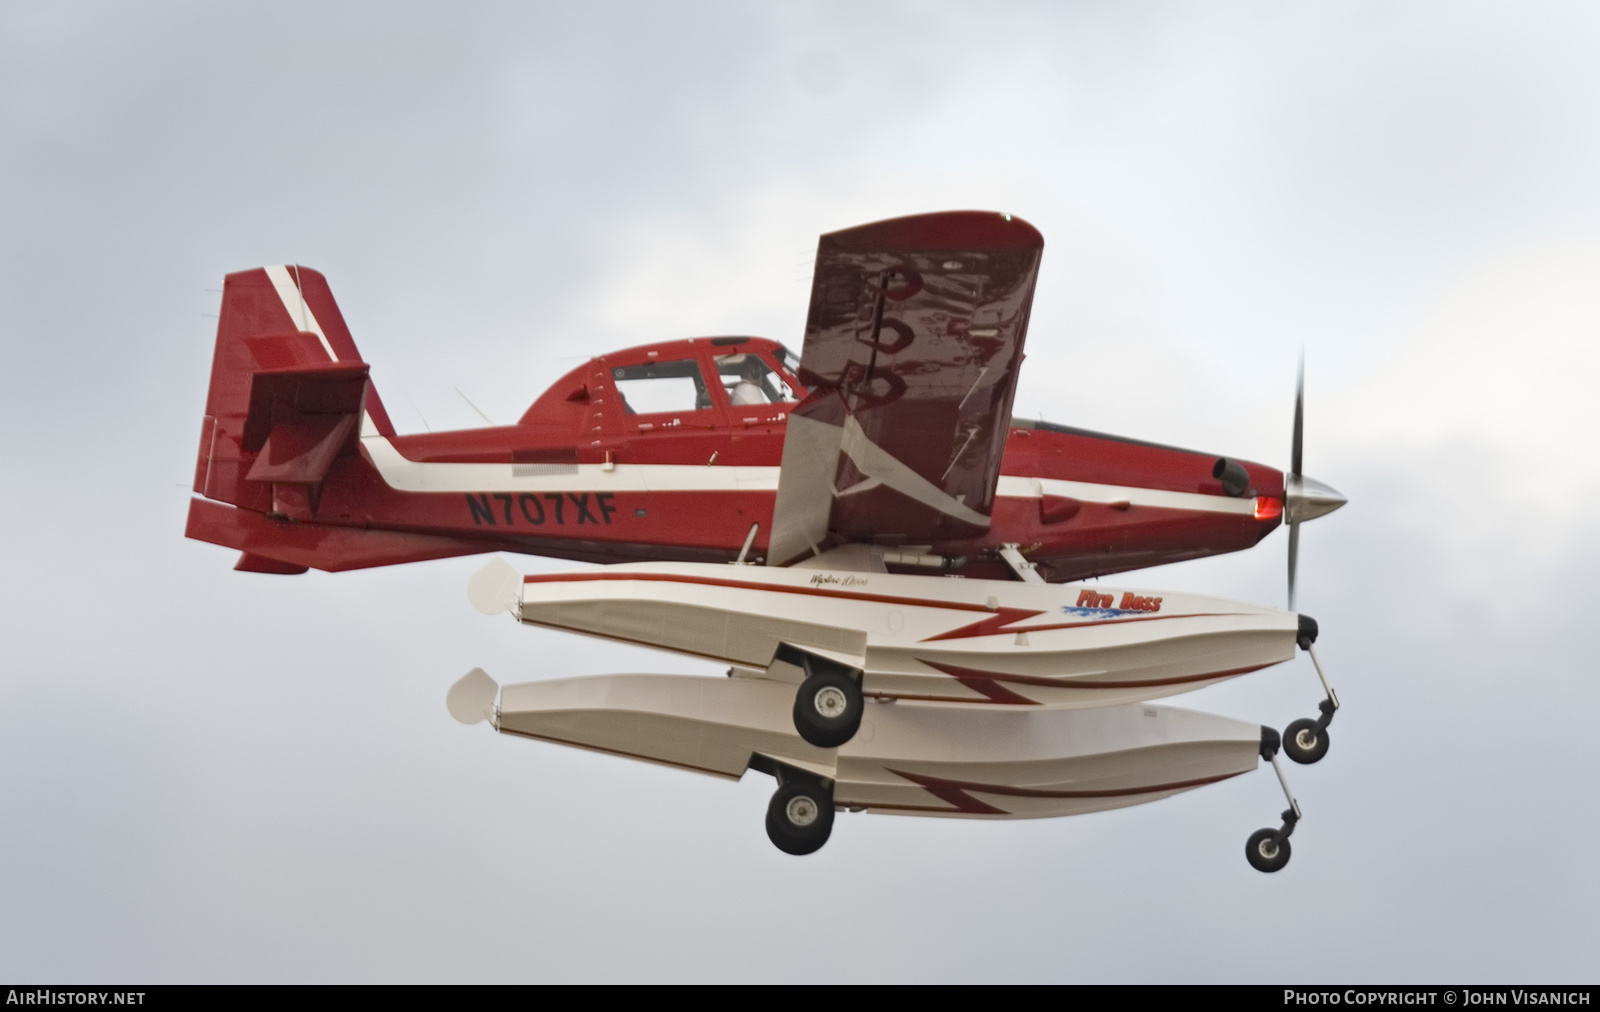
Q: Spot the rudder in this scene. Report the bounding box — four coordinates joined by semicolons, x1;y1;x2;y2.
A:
192;265;396;509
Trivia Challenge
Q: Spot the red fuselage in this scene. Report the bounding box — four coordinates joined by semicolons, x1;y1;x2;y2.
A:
196;333;1284;581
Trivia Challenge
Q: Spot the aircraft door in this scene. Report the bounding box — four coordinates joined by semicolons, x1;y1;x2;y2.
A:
610;356;722;433
601;352;732;469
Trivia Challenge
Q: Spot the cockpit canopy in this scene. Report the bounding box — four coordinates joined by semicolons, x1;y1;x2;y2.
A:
520;336;804;430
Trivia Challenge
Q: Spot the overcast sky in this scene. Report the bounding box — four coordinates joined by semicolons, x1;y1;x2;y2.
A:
2;1;1597;983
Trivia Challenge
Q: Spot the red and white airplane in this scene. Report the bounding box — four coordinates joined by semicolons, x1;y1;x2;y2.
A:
186;213;1343;585
188;211;1345;870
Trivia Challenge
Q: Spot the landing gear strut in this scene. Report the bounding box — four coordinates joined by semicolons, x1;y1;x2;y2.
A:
791;654;864;749
764;768;836;856
1246;727;1302;873
1283;615;1339;765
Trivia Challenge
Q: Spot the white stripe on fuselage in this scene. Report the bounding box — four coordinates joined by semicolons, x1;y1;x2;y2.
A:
361;437;781;492
357;436;1256;514
995;476;1257;515
264;264;378;437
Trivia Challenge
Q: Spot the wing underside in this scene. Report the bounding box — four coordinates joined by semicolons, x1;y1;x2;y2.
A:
767;211;1044;566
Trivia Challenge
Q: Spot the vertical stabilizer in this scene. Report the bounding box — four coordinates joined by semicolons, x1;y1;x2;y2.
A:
185;267;486;573
193;266;395;509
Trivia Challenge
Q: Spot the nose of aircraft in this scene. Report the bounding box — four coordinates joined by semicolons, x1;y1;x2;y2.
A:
1285;474;1347;524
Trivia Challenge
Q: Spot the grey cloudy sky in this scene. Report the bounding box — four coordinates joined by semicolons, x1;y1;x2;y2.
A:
2;1;1597;982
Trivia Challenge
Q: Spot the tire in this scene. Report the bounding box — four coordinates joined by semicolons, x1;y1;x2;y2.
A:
1245;828;1291;872
792;667;864;748
1282;718;1330;765
765;781;835;856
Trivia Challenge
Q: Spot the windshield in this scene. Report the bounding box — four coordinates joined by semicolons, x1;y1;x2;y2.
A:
778;345;802;379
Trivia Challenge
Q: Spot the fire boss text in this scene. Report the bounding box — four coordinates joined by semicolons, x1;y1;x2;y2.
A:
1076;589;1162;612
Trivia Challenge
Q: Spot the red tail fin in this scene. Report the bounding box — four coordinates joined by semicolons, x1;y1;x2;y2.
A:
193;265;395;509
188;267;487;573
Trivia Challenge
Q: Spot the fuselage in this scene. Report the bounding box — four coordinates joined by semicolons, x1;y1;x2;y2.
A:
229;335;1285;581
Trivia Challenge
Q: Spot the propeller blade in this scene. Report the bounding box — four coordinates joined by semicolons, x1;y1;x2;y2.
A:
1287;351;1304;610
1287;520;1300;611
1290;351;1304;480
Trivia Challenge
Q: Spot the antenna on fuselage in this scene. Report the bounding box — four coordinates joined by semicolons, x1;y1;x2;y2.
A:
401;390;433;433
454;387;496;427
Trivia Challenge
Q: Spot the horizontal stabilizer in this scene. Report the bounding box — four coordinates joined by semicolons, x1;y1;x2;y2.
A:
241;362;370;486
186;497;495;573
234;552;309;575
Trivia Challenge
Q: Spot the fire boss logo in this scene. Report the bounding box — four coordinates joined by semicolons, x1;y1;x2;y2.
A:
1075;589;1163;613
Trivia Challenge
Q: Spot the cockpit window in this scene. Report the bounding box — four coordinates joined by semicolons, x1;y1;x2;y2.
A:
611;359;711;415
715;352;798;406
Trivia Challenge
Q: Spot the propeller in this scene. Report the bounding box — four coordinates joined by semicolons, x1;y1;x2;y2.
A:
1287;355;1304;610
1279;353;1347;769
1284;352;1347;611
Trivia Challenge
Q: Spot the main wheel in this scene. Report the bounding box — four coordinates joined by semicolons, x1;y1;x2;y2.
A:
1245;828;1291;872
765;781;835;856
1282;718;1330;765
792;668;864;748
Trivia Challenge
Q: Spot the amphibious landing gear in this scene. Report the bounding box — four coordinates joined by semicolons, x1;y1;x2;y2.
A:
1247;727;1304;874
1246;827;1291;873
1283;715;1330;764
1283;615;1340;766
791;654;864;749
763;766;836;856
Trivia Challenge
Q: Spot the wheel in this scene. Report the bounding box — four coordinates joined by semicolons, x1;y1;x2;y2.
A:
1282;718;1330;765
1245;828;1291;872
765;781;835;855
792;667;864;748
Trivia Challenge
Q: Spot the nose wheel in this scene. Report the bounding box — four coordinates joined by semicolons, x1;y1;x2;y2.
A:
1283;617;1340;765
1283;705;1332;764
1246;727;1304;873
1246;827;1291;873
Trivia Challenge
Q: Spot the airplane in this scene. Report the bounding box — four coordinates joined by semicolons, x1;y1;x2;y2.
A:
187;211;1345;870
184;215;1344;587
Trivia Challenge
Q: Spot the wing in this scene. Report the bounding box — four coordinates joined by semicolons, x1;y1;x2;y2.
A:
767;211;1044;566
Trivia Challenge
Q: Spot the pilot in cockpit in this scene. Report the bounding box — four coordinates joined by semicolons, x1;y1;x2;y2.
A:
728;358;770;406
